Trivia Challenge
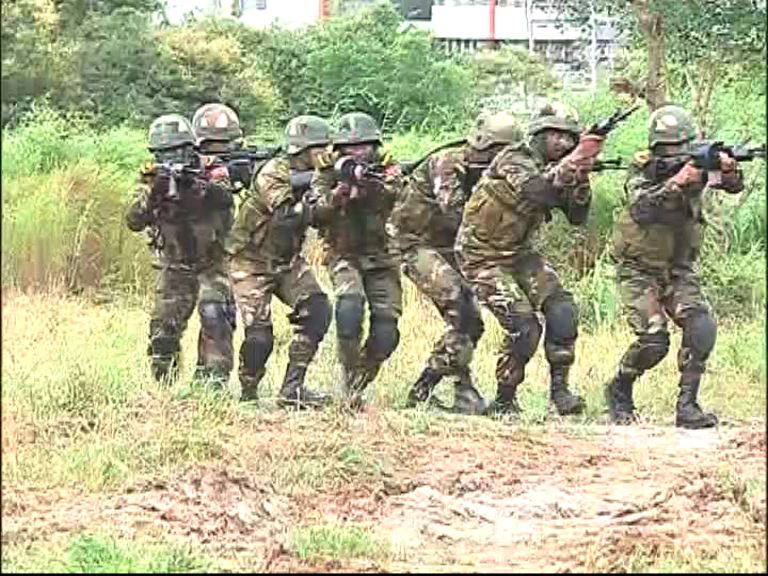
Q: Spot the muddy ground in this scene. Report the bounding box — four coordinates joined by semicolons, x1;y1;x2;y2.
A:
2;417;766;572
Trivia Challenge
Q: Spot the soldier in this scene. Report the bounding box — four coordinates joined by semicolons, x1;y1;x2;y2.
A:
226;115;333;408
606;105;743;429
308;112;404;409
389;111;524;414
456;102;605;416
126;114;236;387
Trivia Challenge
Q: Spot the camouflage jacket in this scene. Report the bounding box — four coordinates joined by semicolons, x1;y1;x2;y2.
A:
456;143;591;263
388;145;470;254
225;156;308;272
613;150;744;271
308;150;404;269
125;159;234;270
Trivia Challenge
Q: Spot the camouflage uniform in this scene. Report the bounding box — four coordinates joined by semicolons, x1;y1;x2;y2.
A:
456;103;598;416
226;116;333;407
307;112;404;406
389;111;523;414
126;114;236;386
606;105;744;429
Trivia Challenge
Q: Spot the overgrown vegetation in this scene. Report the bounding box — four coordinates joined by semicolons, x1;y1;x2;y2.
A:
1;533;211;573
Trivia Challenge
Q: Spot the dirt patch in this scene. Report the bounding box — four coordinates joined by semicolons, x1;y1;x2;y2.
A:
2;423;766;572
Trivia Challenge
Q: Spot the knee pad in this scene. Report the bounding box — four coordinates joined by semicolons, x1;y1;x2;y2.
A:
683;313;717;359
335;295;365;340
458;288;484;345
241;324;273;375
298;293;332;342
199;301;235;341
368;315;400;361
543;293;578;345
632;331;671;371
507;314;542;362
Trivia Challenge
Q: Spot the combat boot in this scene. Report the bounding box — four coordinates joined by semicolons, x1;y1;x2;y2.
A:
406;367;446;409
488;384;521;416
193;365;228;392
343;367;376;411
277;363;332;410
604;370;637;424
452;372;489;416
549;365;585;416
240;375;260;402
151;354;179;386
675;371;718;429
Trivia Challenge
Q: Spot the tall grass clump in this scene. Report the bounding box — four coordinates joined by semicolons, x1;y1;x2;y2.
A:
2;104;153;294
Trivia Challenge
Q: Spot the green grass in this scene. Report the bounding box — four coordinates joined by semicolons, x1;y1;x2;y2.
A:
1;533;212;573
288;524;389;562
3;287;765;495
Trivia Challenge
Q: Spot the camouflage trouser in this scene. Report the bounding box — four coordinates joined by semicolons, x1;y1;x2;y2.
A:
617;261;715;377
402;246;483;378
328;257;403;392
459;249;578;392
149;260;235;383
231;256;330;390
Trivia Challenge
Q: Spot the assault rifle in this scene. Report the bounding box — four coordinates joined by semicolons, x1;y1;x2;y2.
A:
154;162;204;202
219;145;281;190
648;141;766;179
592;157;626;171
585;103;641;137
287;157;492;196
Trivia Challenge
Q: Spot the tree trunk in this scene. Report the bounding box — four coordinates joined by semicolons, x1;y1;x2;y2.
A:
631;0;667;110
525;0;534;54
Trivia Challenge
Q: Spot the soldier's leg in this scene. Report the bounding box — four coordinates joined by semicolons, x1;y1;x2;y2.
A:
667;269;718;429
349;265;403;403
195;261;237;388
274;258;333;409
513;252;584;415
606;264;670;424
462;261;541;415
402;247;486;413
149;267;198;384
230;262;276;401
328;258;367;394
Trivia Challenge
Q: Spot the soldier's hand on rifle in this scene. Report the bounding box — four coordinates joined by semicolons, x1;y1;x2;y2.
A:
668;161;703;188
331;182;352;207
569;134;605;164
718;151;736;173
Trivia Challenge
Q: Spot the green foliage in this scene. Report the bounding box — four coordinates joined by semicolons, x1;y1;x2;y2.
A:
289;524;388;561
2;533;211;573
1;1;471;133
1;105;152;293
471;45;561;112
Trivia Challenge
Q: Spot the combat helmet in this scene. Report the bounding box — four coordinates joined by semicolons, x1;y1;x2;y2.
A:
648;105;696;149
467;111;524;150
333;112;382;146
148;114;196;151
285;115;332;154
191;103;243;145
527;101;581;138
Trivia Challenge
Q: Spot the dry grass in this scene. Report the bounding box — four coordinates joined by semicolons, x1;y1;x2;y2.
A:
1;288;765;572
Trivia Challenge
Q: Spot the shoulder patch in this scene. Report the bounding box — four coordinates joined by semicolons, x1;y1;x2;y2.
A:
632;150;652;167
313;150;335;170
382;149;393;162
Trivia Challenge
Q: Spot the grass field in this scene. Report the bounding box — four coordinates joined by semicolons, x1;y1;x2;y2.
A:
2;281;765;572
